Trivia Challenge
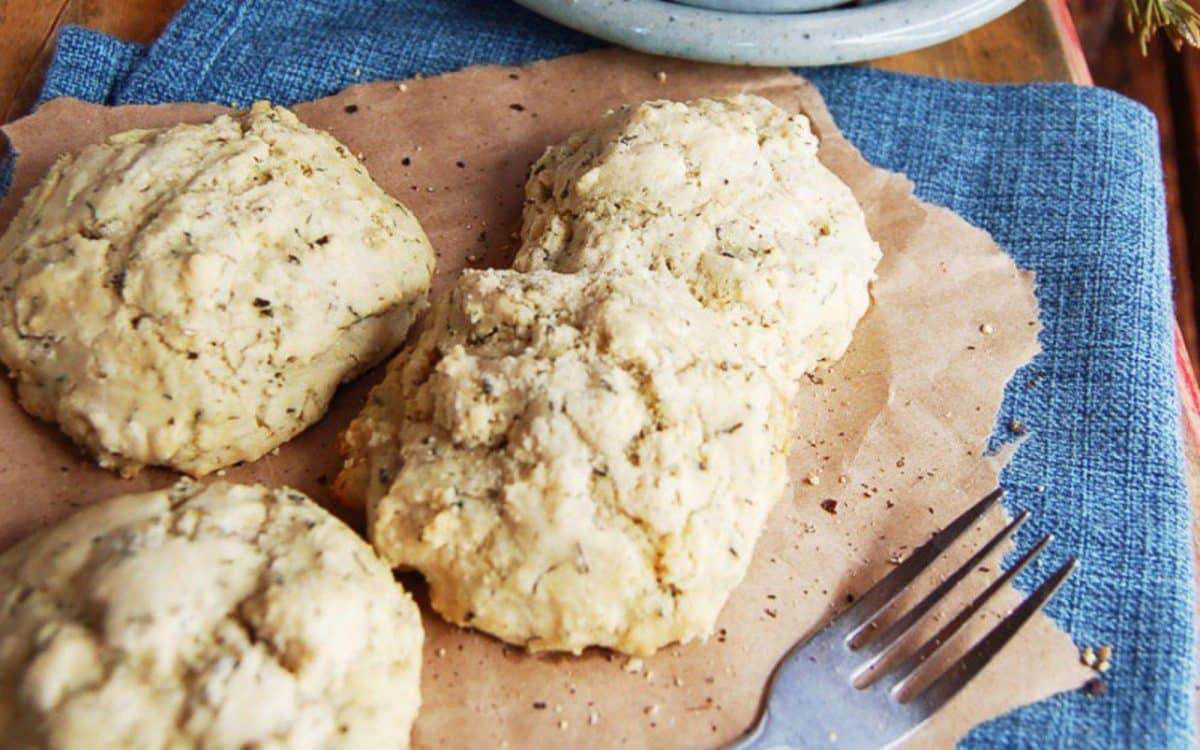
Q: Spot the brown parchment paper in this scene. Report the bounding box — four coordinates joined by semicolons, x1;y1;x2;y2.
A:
0;50;1092;748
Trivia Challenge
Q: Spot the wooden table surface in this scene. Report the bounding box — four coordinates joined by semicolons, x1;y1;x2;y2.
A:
3;0;1086;122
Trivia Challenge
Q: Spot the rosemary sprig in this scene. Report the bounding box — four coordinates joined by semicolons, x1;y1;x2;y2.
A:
1125;0;1200;53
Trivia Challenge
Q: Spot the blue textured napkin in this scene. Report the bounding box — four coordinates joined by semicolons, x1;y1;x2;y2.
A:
24;1;1194;747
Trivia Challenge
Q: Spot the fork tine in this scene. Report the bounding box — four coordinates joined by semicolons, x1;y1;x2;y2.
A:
881;532;1053;692
844;488;1004;639
905;555;1079;713
851;509;1030;670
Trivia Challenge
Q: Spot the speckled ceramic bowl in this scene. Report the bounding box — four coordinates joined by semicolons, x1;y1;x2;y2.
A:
513;0;1026;66
672;0;848;11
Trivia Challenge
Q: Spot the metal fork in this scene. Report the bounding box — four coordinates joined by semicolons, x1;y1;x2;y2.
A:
730;488;1077;750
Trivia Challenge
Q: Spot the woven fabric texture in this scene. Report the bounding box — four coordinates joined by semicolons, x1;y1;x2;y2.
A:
20;1;1194;746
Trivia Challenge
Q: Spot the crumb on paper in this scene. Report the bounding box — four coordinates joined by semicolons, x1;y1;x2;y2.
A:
645;704;660;717
806;472;820;486
398;82;408;92
624;657;644;674
980;323;994;335
1083;678;1106;697
1080;646;1096;668
588;709;600;726
838;475;848;484
820;499;838;514
1081;644;1114;673
1097;644;1114;673
558;720;569;730
436;647;446;657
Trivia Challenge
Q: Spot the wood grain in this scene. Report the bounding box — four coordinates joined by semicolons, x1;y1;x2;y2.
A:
1;0;185;121
0;0;1094;122
1176;46;1200;361
1089;34;1200;366
0;0;73;122
876;1;1086;83
1066;0;1122;62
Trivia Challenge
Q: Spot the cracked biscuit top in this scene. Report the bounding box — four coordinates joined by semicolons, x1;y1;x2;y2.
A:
0;481;423;750
338;268;792;655
514;94;881;386
0;102;434;476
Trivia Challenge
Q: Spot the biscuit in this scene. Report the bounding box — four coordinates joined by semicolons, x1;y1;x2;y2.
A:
0;102;435;476
0;481;423;750
340;269;791;655
515;94;880;385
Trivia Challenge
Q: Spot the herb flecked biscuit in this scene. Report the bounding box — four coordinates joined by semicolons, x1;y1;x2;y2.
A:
337;269;792;655
0;102;434;477
514;94;881;385
0;481;423;750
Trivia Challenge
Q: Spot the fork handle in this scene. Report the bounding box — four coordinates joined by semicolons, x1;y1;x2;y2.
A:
727;715;825;750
